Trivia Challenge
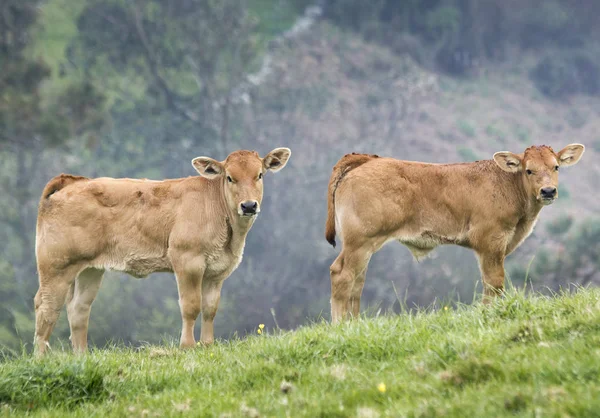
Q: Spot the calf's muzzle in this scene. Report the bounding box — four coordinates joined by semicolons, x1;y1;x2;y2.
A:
540;187;557;199
240;200;259;216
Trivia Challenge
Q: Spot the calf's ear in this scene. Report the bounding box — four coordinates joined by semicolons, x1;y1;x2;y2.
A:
557;143;585;167
263;147;291;172
192;157;224;179
493;151;522;173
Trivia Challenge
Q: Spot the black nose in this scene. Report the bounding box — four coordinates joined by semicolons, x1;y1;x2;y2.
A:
240;200;258;214
541;187;557;198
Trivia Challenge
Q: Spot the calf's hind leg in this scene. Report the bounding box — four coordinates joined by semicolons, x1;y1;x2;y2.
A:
66;268;104;353
330;244;372;324
34;265;80;356
349;266;369;319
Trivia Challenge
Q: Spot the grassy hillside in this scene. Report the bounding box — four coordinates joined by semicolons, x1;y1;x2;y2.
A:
1;288;599;417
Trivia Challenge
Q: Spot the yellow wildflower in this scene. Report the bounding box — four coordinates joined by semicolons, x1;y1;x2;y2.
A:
259;324;265;329
257;328;262;335
444;306;449;311
377;383;386;393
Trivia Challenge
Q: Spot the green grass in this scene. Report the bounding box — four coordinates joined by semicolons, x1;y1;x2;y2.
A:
1;289;599;417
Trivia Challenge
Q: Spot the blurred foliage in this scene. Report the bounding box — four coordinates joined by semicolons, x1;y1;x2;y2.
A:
324;0;600;90
456;146;478;162
1;0;598;352
510;218;600;289
456;120;475;138
0;0;106;148
546;215;574;236
530;51;600;99
0;0;321;351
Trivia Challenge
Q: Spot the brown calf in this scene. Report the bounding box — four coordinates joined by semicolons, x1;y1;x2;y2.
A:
325;145;585;323
34;148;291;354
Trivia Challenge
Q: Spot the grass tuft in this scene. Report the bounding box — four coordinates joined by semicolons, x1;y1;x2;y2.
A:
0;358;107;409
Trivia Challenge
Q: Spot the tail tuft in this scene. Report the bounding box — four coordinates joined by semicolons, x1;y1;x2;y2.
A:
325;153;379;248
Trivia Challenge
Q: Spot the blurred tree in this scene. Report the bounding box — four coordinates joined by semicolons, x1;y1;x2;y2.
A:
70;0;260;150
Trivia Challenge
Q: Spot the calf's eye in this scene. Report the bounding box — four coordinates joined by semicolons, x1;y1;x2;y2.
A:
526;169;533;175
555;165;559;171
227;176;233;183
258;173;263;180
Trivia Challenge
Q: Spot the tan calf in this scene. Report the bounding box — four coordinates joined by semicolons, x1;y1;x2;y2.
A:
325;144;584;323
34;148;291;355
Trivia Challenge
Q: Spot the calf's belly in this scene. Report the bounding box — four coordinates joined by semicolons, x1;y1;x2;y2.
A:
92;253;172;278
396;228;468;260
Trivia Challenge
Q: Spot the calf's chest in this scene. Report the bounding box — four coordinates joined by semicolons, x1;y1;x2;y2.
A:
506;216;539;255
204;246;244;278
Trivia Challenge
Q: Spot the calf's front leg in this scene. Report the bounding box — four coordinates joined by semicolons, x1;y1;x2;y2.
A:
173;259;205;349
200;279;224;345
476;251;506;304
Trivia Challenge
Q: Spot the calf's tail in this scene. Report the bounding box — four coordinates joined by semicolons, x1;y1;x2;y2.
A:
325;153;379;248
38;174;88;216
40;174;88;200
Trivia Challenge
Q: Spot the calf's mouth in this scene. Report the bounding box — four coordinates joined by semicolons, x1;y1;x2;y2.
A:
539;196;556;205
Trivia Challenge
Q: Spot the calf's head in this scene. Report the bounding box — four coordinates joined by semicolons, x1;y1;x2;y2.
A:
192;148;291;217
493;144;584;205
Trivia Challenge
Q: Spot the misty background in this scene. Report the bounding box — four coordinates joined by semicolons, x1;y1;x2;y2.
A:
1;0;599;352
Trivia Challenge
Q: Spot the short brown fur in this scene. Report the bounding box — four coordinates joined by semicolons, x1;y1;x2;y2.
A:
326;144;584;323
34;148;291;355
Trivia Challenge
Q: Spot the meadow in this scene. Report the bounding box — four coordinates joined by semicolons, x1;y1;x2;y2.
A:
1;288;599;417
